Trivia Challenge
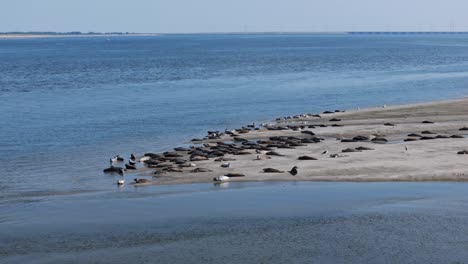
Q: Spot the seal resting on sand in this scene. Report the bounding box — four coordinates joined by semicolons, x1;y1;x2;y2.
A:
342;148;361;153
355;146;374;151
353;136;369;141
224;173;245;177
266;151;284;156
134;178;151;184
263;168;285;173
191;168;212;173
371;137;388;143
298;156;317;160
214;157;236;162
125;164;137;170
103;166;124;174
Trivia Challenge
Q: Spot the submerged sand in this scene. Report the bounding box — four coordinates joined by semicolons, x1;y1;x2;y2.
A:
123;98;468;185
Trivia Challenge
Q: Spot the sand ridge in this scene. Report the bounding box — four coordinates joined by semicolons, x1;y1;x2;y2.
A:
118;98;468;185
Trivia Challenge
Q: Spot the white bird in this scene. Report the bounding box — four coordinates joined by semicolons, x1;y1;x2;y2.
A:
213;176;230;182
110;157;117;164
117;179;125;185
139;156;150;162
189;163;197;167
322;150;329;155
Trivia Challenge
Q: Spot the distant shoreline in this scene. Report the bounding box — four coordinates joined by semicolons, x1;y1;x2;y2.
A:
0;33;159;39
2;31;468;39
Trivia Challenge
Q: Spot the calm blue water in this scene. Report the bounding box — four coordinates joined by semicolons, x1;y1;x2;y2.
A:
2;34;468;263
1;34;468;196
3;181;468;263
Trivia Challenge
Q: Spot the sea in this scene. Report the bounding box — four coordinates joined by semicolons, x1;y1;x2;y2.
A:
2;34;468;263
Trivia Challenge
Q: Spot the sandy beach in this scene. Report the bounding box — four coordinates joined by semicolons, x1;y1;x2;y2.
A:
112;98;468;185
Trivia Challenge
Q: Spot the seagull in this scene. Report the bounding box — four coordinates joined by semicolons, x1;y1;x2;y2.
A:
213;176;230;182
117;179;125;185
221;163;231;168
288;166;298;176
322;150;329;155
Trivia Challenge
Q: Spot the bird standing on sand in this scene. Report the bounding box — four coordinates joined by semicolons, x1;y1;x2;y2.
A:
288;166;298;176
213;175;230;182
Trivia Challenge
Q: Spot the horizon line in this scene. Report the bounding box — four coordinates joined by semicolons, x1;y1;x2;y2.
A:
3;31;468;35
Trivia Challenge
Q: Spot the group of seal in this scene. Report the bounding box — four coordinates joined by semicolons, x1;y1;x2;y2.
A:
103;107;468;186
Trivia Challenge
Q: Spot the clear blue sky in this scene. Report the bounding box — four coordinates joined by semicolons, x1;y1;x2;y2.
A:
1;0;468;33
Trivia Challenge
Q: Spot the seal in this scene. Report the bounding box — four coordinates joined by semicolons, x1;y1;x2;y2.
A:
191;168;212;173
103;166;124;174
134;178;151;184
125;164;137;170
224;173;245;177
298;156;317;160
266;151;284;156
355;146;374;151
263;168;285;173
342;148;361;153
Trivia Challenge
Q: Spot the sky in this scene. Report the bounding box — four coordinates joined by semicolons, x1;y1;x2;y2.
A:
1;0;468;33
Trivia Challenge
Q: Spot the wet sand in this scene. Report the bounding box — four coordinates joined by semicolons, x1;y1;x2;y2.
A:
119;98;468;185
